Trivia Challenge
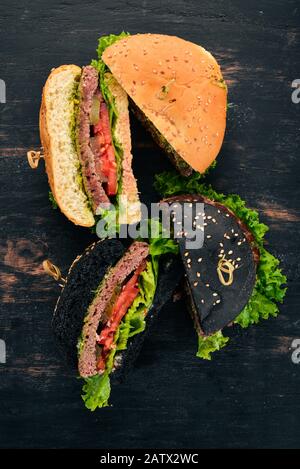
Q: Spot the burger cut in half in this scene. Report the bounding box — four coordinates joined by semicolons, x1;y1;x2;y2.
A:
52;236;181;410
39;33;140;228
159;188;286;359
101;33;227;176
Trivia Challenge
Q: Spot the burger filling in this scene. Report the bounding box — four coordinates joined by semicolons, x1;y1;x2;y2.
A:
95;259;147;372
76;65;118;213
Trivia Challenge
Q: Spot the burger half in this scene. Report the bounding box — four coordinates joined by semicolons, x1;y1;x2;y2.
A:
51;235;181;410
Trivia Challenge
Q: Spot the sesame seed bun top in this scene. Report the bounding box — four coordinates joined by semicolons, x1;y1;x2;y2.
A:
102;33;227;173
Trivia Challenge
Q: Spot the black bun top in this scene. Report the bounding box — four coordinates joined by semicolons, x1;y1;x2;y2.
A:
161;195;258;334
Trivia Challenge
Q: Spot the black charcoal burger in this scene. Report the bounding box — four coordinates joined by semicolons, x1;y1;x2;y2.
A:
51;236;181;411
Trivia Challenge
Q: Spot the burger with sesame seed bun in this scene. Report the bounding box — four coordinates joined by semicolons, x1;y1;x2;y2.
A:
34;33;141;228
101;33;227;176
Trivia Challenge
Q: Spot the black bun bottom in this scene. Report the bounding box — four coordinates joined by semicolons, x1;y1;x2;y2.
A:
161;195;258;335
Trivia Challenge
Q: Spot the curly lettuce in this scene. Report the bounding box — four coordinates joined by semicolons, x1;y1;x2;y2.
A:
197;331;229;360
91;32;129;196
154;170;287;359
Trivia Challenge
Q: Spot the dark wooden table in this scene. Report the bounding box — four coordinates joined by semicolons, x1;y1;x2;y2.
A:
0;0;299;449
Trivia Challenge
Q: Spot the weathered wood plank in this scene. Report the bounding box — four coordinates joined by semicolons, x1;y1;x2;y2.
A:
0;0;299;449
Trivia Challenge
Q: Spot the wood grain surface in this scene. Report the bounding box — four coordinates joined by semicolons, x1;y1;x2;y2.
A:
0;0;299;449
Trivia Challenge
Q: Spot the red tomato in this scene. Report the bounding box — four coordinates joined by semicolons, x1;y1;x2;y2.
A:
96;262;146;371
93;102;118;196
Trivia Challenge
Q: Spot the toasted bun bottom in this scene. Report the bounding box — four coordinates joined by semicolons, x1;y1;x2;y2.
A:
40;65;95;227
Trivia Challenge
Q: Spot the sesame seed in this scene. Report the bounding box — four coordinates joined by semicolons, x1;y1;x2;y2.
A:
206;235;211;239
218;254;223;258
231;229;234;233
237;257;241;261
184;252;189;257
212;218;216;223
213;293;218;297
220;242;223;247
197;272;201;278
198;258;202;262
207;216;212;220
216;299;221;304
226;214;230;217
193;281;198;287
237;241;242;246
201;299;205;304
206;283;210;287
228;250;233;255
220;249;224;254
187;258;191;264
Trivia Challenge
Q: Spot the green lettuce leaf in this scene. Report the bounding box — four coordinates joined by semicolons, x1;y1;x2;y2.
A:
91;32;129;196
255;247;287;302
116;260;156;351
81;232;178;410
197;331;229;360
234;288;278;328
93;207;120;237
82;372;111;411
154;170;287;358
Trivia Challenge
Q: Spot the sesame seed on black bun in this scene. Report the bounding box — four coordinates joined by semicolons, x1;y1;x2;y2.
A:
161;195;259;334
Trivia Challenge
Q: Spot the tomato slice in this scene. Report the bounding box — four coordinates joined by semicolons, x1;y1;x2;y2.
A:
96;261;146;371
93;101;118;196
